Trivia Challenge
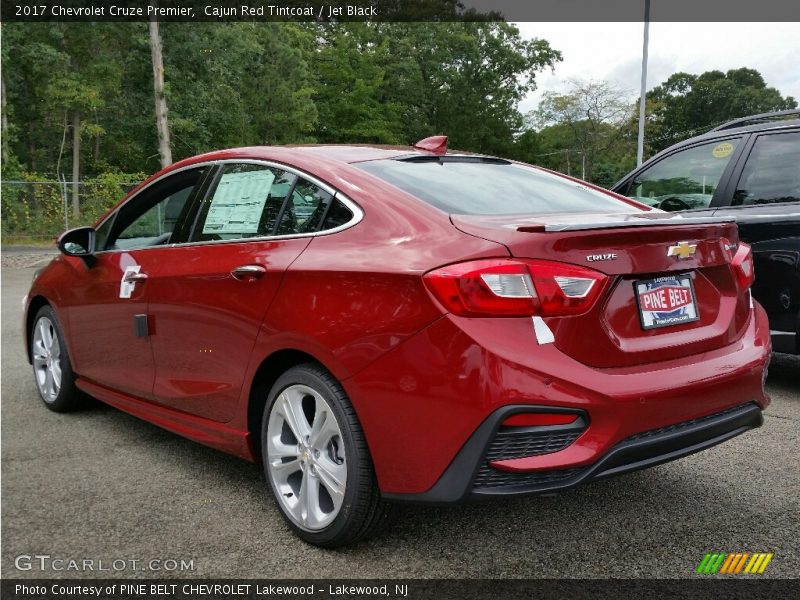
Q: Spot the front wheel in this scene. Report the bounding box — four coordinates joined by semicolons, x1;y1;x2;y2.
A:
30;306;84;412
261;363;394;547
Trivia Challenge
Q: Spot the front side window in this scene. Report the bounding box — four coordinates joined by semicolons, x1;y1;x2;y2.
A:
357;157;634;216
104;168;205;251
733;132;800;206
623;139;741;211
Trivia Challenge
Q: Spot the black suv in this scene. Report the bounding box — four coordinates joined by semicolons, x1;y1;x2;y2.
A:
613;110;800;355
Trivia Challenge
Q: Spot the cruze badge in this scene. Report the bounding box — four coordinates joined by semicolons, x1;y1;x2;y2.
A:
667;242;697;260
587;253;617;262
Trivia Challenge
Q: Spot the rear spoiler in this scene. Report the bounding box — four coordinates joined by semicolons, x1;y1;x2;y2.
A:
530;215;737;233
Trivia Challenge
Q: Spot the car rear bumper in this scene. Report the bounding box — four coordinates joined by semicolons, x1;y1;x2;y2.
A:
383;402;763;502
348;301;771;499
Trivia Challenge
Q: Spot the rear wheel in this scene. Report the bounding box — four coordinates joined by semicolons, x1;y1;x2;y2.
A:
261;363;393;547
30;306;83;412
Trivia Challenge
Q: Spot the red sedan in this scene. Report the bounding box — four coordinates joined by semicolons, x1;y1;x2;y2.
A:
24;138;770;547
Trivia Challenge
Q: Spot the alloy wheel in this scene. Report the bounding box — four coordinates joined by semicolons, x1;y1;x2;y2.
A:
266;384;347;531
32;316;62;403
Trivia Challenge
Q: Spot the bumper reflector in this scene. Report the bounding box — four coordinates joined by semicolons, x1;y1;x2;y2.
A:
502;413;579;427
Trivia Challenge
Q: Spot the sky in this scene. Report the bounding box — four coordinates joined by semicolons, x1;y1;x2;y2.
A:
514;22;800;115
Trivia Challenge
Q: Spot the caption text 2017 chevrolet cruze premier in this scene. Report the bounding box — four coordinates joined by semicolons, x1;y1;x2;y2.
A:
24;137;770;547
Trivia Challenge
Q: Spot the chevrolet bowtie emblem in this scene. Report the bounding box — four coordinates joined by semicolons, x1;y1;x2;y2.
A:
667;241;697;260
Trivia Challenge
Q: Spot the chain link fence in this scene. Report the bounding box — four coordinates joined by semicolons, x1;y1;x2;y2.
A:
1;175;143;244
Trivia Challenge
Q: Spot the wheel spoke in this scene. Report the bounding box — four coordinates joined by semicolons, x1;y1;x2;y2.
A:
50;334;60;359
269;456;301;480
51;360;62;388
33;338;47;360
298;468;310;524
41;321;53;350
279;392;310;442
316;456;346;507
304;474;323;528
44;368;55;398
309;408;339;448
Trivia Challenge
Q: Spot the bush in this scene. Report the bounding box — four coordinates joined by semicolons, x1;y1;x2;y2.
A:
1;171;144;242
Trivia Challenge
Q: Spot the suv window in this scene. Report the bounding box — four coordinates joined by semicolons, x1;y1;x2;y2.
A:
623;139;741;211
193;164;296;242
732;131;800;206
104;168;205;251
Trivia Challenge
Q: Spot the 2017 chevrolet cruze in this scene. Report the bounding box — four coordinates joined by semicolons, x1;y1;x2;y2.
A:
24;137;771;547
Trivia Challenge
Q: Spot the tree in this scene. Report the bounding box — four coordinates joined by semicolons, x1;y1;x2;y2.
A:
647;67;797;152
311;24;402;144
532;79;633;180
374;22;562;154
149;18;172;168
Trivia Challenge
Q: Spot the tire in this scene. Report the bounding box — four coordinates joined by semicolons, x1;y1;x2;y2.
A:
30;305;84;412
260;363;394;547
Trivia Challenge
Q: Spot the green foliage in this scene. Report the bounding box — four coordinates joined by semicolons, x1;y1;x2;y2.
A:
2;21;560;180
647;67;797;152
1;172;144;241
532;79;634;182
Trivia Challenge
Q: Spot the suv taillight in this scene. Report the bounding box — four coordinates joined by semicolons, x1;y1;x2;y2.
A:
423;259;607;318
731;243;755;289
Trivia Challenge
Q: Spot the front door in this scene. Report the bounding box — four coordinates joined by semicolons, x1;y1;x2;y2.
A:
64;167;207;400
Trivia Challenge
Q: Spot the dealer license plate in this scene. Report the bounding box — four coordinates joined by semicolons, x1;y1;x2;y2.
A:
635;273;700;330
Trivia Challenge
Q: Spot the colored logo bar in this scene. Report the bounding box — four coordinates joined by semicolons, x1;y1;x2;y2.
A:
696;552;774;574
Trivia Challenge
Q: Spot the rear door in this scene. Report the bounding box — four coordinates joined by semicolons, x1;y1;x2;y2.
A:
144;162;337;422
711;129;800;351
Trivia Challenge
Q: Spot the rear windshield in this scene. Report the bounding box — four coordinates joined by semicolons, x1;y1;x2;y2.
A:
357;158;634;215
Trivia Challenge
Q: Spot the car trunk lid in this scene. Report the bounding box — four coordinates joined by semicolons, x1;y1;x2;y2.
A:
451;212;750;368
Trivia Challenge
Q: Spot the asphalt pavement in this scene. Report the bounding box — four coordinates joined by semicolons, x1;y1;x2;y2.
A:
2;261;798;579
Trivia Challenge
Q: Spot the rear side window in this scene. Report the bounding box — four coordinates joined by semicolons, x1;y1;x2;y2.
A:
321;199;354;230
193;164;295;242
276;179;334;235
357;158;633;215
733;132;800;206
623;139;741;211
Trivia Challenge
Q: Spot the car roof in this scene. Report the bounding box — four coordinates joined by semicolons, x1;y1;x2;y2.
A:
692;117;800;140
171;144;437;169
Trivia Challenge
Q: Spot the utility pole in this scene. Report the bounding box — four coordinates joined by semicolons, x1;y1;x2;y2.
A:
636;0;651;166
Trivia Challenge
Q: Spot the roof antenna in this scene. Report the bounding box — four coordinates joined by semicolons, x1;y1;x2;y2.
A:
413;135;448;155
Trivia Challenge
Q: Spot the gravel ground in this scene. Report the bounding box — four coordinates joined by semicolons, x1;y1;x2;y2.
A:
1;263;798;579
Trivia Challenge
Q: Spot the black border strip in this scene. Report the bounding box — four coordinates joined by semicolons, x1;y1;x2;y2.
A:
2;0;800;23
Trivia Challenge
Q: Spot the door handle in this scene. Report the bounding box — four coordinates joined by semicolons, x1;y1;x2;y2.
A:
231;265;267;281
123;271;148;283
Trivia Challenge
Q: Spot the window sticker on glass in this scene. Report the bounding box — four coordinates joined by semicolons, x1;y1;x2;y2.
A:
203;169;276;234
712;142;735;158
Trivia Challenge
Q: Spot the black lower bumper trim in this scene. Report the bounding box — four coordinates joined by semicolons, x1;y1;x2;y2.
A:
383;402;763;504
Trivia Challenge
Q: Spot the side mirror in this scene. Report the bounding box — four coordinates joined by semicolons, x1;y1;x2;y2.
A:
57;227;96;265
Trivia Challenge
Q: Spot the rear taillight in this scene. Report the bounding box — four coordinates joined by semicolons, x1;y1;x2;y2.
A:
423;258;607;318
731;243;755;289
